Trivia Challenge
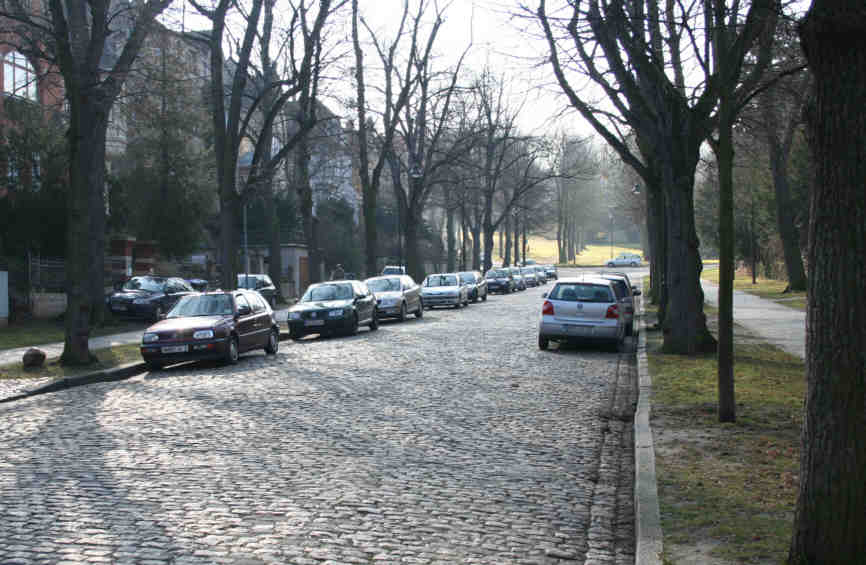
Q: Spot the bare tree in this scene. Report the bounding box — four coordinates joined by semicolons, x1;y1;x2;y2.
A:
2;0;171;364
788;1;866;561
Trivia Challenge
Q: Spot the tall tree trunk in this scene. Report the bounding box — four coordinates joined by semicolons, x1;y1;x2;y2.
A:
88;134;107;328
296;139;319;285
471;221;481;270
512;214;520;266
789;4;866;562
504;215;512;266
715;95;736;423
447;201;456;272
404;205;423;283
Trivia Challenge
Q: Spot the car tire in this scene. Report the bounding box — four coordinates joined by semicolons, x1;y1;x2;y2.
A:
146;361;163;371
398;302;407;322
482;292;487;302
415;301;424;318
369;309;379;331
347;313;359;335
225;336;239;365
289;329;303;341
538;335;549;350
265;328;279;354
631;262;638;267
454;301;461;309
607;262;615;268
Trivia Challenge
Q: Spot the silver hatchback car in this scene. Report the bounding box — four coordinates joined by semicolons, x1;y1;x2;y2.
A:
538;276;625;350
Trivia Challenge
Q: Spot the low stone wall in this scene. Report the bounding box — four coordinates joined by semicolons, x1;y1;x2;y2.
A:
30;292;67;319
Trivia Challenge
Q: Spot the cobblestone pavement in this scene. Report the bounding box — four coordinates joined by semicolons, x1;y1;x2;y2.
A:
0;270;636;565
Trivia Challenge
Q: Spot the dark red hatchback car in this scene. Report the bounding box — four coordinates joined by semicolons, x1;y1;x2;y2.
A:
139;290;279;370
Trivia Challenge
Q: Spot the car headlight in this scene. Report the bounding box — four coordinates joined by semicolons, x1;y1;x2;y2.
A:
328;309;344;318
133;298;150;305
289;312;301;320
142;333;158;343
193;329;214;339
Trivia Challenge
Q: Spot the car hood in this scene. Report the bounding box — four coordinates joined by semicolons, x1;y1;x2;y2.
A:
146;315;232;332
291;299;354;311
111;289;159;300
374;291;402;300
422;286;460;293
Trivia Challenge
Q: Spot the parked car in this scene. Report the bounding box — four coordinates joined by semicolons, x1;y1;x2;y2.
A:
108;276;195;321
382;265;407;275
508;267;527;290
421;273;469;309
530;265;548;284
139;290;279;370
287;280;378;339
538;276;625;350
187;278;209;292
237;273;278;307
544;264;558;280
365;275;423;321
459;271;488;302
596;272;640;336
520;267;540;287
606;253;643;268
485;268;515;294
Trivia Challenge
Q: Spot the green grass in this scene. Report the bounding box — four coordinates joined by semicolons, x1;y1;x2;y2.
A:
0;343;143;381
0;317;148;350
701;268;807;312
489;236;644;267
645;301;804;564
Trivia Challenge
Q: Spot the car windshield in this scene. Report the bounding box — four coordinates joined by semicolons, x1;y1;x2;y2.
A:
237;275;266;289
425;275;458;287
459;273;475;283
168;294;233;318
302;283;353;302
550;283;613;302
607;280;628;299
367;278;401;292
487;270;507;278
122;276;165;293
521;268;533;275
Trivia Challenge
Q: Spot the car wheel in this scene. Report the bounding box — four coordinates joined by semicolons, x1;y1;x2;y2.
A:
146;361;163;371
454;301;461;309
607;262;615;268
631;261;638;267
289;329;303;341
369;309;379;331
225;336;239;365
625;324;632;337
265;328;279;354
347;313;359;335
398;302;406;322
482;292;487;302
538;335;549;350
415;301;424;318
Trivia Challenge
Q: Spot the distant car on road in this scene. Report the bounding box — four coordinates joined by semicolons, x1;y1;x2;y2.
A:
520;267;540;287
606;253;643;268
459;271;488;302
287;280;378;339
421;273;469;309
382;265;407;275
108;275;195;321
508;267;527;291
485;268;515;294
139;289;279;370
365;275;423;321
544;265;558;280
237;273;278;307
538;276;625;350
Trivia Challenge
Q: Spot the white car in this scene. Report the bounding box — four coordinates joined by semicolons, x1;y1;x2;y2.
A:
606;253;642;267
538;276;625;350
421;273;469;309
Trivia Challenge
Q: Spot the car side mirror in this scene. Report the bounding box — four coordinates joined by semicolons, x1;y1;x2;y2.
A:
633;289;642;296
542;292;547;298
237;305;251;316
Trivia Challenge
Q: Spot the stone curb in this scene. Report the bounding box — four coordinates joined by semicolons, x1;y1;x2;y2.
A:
1;331;295;404
634;285;663;565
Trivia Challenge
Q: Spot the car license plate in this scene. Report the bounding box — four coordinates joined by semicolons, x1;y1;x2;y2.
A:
565;325;591;335
305;319;325;326
161;345;188;354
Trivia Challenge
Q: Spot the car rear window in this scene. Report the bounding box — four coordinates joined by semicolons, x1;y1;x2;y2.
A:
550;283;613;302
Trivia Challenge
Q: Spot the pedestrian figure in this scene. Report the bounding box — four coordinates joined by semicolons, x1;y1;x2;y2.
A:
331;264;345;280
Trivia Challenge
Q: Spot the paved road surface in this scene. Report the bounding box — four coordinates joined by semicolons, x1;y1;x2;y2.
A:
0;270;636;565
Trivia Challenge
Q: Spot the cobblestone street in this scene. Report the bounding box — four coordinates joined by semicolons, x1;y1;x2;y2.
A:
0;272;637;564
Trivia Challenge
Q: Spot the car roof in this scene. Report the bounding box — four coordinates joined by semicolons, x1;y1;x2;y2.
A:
555;276;616;286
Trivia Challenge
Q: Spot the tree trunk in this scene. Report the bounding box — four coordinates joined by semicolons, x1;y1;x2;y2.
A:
768;144;808;291
471;222;481;271
447;201;456;272
88;128;107;329
716;95;736;423
504;215;512;266
790;4;866;561
512;215;520;266
296;139;320;285
404;206;423;283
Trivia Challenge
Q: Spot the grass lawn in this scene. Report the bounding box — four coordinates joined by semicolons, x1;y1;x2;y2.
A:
701;268;807;311
0;343;143;381
645;301;804;564
0;317;148;351
492;236;643;267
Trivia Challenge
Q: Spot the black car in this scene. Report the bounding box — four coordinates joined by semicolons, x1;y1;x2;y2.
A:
459;271;488;302
108;276;195;321
139;290;279;370
485;268;515;294
287;280;378;339
237;274;278;307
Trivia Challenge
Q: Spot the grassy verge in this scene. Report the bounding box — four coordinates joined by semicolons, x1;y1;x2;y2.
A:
0;317;148;350
0;344;143;381
644;302;803;564
701;268;806;311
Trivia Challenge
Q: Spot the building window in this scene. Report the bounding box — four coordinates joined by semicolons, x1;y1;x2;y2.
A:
3;51;38;101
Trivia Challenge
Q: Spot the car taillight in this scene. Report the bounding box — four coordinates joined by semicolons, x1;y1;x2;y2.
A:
606;304;619;318
542;300;554;315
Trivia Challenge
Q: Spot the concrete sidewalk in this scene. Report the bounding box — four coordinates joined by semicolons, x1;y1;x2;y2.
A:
701;280;806;360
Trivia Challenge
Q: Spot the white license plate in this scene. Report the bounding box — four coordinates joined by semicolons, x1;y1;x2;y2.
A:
564;325;592;335
305;319;325;326
161;345;188;354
